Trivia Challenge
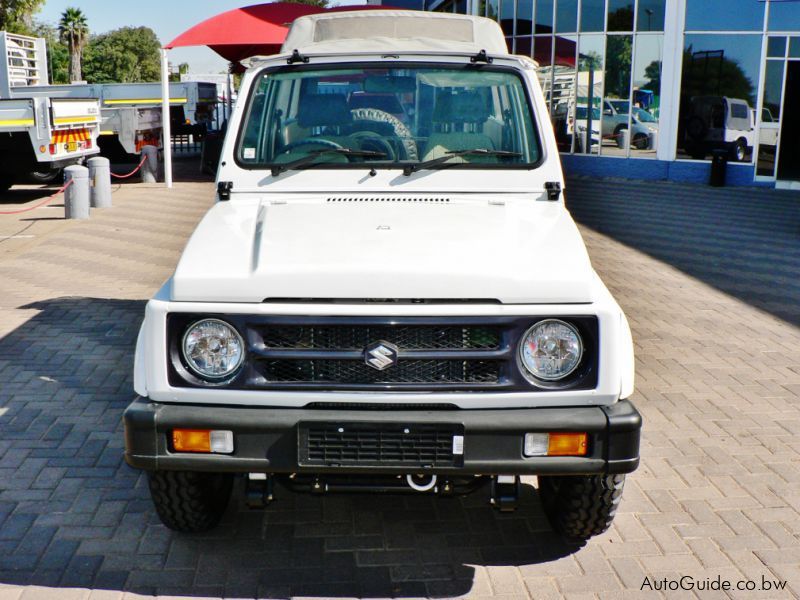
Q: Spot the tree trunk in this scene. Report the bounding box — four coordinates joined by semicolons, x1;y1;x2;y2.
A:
70;47;81;83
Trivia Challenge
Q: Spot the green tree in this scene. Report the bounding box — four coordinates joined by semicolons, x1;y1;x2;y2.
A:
169;62;189;82
83;26;161;83
680;47;755;104
604;35;632;99
58;7;88;82
0;0;45;33
31;21;69;83
643;59;662;93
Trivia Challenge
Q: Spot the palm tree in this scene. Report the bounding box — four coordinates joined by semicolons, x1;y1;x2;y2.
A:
58;7;88;82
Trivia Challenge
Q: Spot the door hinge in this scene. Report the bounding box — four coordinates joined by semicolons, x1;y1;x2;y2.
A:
217;181;233;201
544;181;561;201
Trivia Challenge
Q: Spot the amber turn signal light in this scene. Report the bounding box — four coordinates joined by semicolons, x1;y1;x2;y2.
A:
172;429;211;453
547;432;588;456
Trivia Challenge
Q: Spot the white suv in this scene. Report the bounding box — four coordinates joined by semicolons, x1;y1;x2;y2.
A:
124;11;641;546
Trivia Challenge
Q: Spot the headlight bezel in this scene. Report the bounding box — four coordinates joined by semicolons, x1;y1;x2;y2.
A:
180;317;246;383
517;318;585;385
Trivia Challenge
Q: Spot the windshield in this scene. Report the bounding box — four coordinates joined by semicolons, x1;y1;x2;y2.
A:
576;106;601;120
633;107;656;123
609;100;630;114
237;65;541;170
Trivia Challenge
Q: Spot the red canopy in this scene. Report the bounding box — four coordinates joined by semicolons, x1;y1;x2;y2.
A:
165;3;393;64
165;2;326;63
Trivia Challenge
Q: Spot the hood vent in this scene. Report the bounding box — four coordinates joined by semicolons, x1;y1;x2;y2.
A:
327;196;450;203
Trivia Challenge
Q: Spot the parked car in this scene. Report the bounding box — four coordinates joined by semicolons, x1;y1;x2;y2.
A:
682;96;755;161
124;10;641;546
602;100;657;150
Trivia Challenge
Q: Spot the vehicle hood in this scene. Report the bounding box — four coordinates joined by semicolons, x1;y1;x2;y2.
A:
170;194;597;304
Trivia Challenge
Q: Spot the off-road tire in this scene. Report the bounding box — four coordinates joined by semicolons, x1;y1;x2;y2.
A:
539;474;625;545
148;470;233;533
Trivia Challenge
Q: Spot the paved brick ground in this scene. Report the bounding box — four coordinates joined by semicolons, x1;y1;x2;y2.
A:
0;175;799;599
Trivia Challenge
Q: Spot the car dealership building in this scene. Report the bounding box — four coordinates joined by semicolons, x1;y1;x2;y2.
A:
378;0;800;188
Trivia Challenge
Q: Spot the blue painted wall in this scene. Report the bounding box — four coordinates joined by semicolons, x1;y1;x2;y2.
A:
560;155;772;187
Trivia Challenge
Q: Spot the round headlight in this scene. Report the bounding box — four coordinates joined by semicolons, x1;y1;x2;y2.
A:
519;319;583;382
182;319;245;380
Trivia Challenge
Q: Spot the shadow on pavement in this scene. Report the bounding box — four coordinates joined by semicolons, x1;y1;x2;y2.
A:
0;297;577;598
566;177;800;326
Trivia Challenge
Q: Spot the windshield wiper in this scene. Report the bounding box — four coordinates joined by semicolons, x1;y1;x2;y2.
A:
402;149;523;176
271;148;387;177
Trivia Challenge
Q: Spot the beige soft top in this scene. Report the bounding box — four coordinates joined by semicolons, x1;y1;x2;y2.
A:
280;10;509;56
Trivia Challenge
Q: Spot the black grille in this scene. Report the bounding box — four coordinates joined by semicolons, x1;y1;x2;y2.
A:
261;359;499;384
166;314;599;392
261;325;500;350
299;423;463;467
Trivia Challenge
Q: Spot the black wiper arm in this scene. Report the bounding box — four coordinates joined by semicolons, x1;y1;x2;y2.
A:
402;148;523;176
271;148;387;177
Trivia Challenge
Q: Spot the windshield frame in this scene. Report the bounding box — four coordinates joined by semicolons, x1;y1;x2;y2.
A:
233;60;544;173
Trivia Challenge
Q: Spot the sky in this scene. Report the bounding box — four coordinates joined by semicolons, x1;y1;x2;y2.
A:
37;0;364;74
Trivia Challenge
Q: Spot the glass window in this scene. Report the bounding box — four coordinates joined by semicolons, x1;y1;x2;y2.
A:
486;0;499;19
500;0;515;35
239;66;542;170
768;2;800;32
791;37;800;59
580;0;605;32
607;0;634;32
762;60;784;121
515;36;533;55
636;0;665;32
556;0;578;33
573;34;605;154
534;34;554;65
685;0;763;32
517;0;533;35
677;34;762;162
767;37;786;58
552;34;578;150
602;34;633;155
536;0;554;33
757;61;783;177
629;34;662;157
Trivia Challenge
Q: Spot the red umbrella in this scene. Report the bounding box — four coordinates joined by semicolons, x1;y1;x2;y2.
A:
165;2;326;63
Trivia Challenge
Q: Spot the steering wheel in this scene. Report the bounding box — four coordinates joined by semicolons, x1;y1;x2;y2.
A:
348;130;396;161
349;108;418;161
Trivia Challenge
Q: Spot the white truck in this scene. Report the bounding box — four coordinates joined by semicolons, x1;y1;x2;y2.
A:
1;31;219;185
35;80;219;159
0;32;100;189
124;11;641;545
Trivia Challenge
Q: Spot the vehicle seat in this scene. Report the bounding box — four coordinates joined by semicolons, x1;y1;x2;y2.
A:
294;93;353;147
275;94;353;162
421;93;496;163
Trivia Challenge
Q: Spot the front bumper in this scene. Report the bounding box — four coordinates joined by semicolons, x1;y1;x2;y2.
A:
124;398;641;476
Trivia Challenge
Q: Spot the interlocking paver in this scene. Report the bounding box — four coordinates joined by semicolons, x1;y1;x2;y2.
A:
0;173;799;598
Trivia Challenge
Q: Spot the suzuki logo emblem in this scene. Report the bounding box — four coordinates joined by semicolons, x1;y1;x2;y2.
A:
364;340;399;371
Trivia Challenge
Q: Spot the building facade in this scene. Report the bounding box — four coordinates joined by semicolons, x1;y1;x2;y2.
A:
388;0;800;188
